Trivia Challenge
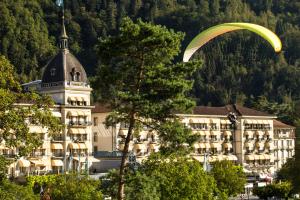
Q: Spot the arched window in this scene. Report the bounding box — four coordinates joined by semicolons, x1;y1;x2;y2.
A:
70;68;76;81
76;72;80;82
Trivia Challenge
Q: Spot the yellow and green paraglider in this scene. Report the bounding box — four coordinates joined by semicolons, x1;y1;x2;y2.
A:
183;23;282;62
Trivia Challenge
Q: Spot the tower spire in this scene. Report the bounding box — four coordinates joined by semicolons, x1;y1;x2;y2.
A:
58;0;68;49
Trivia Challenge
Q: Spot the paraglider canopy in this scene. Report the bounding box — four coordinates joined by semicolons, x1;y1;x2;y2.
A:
183;22;282;62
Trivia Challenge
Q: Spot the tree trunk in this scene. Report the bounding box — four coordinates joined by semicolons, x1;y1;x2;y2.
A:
117;114;135;200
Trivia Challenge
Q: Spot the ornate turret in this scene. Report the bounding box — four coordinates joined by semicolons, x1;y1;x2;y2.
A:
41;6;88;87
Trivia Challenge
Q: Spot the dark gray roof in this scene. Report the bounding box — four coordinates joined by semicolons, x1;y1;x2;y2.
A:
41;49;88;84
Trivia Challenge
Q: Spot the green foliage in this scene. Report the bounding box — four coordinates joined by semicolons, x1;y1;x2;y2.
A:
93;17;201;199
0;180;38;200
210;160;246;197
27;174;102;200
277;157;300;193
0;156;12;182
253;181;292;200
50;174;102;200
101;156;226;200
158;119;198;156
0;0;56;82
0;55;62;173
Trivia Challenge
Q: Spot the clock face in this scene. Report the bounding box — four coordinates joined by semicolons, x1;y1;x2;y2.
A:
56;0;63;7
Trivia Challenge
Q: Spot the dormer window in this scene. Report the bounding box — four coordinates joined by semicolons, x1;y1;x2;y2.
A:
76;72;80;81
50;68;56;76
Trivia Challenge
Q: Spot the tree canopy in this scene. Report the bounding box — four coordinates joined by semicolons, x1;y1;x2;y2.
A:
93;17;201;200
0;55;61;160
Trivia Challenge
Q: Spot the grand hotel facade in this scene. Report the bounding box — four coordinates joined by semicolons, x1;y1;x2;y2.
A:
1;12;296;177
92;104;296;175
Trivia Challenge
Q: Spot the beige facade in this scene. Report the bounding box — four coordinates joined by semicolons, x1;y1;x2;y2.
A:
1;13;98;177
91;104;296;175
273;120;295;171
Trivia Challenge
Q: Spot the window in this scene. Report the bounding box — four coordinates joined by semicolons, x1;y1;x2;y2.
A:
71;68;76;81
93;117;98;126
50;68;56;76
93;146;98;152
76;72;80;81
93;132;98;142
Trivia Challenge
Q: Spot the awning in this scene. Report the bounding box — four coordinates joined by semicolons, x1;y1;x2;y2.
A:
198;143;205;149
210;143;221;150
245;131;254;137
209;119;218;123
256;131;264;136
0;146;9;150
256;142;264;149
51;159;64;166
73;157;87;162
118;129;127;136
78;143;87;149
210;131;220;136
119;143;134;151
134;143;146;150
224;131;232;136
51;143;63;150
265;142;274;150
118;144;124;150
221;119;231;124
228;155;238;161
265;131;271;136
189;118;204;123
88;156;100;162
77;111;85;116
67;111;78;116
68;143;79;149
198;131;206;136
192;155;204;162
18;159;31;167
204;131;210;137
68;97;76;101
52;112;62;118
223;143;232;149
244;142;254;148
69;128;79;134
30;159;46;167
245;155;255;160
193;143;200;149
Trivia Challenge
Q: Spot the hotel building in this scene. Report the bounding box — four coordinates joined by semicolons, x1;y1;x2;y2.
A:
92;104;296;175
1;12;97;177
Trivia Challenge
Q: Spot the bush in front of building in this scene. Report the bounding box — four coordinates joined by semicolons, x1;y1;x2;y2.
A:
210;160;246;197
253;181;292;200
0;179;38;200
27;174;102;200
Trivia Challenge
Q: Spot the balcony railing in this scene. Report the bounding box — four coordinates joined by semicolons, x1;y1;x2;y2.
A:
68;121;92;127
93;151;123;158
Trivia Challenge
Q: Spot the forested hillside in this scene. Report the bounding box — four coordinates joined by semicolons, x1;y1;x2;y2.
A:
0;0;299;123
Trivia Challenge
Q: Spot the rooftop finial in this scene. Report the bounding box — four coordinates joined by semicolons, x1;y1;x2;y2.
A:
56;0;68;49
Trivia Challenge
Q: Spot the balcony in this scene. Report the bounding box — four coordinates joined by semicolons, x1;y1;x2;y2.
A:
52;153;64;158
52;135;64;142
68;121;92;127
